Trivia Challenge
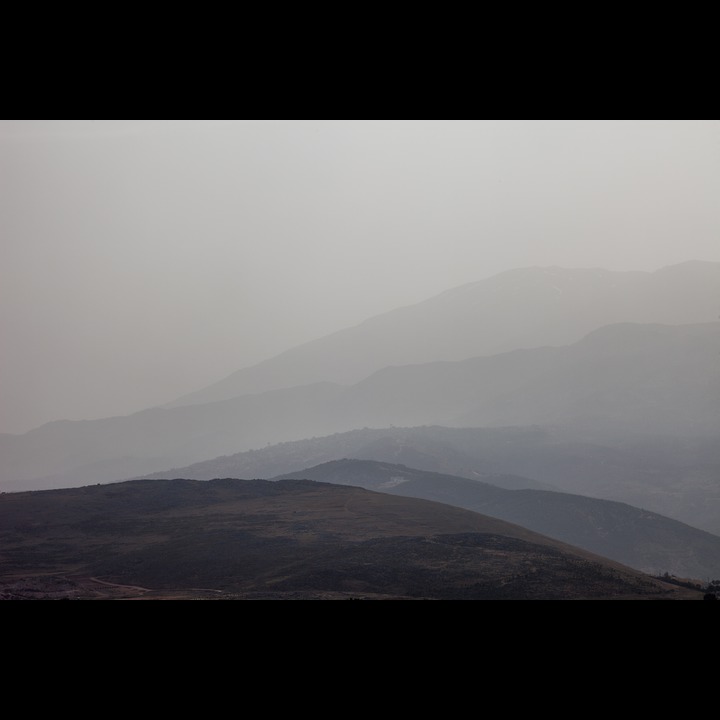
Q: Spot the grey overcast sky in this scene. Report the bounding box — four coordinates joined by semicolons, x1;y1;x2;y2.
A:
1;120;719;434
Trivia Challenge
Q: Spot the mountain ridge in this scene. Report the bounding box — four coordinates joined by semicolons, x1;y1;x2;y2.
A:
3;320;720;493
165;260;720;409
271;458;720;580
136;424;720;536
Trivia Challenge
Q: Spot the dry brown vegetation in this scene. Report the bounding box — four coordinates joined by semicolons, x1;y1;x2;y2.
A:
0;478;702;600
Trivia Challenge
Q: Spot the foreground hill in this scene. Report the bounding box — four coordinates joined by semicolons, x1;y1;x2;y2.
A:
0;478;695;600
141;425;720;535
273;459;720;580
3;321;719;492
168;260;720;408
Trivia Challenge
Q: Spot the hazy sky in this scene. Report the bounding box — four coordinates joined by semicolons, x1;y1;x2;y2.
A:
1;119;719;434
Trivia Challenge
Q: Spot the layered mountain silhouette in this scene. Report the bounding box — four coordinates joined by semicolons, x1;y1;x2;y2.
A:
4;260;719;599
273;459;720;580
2;321;719;493
167;260;720;407
141;425;720;536
0;477;698;600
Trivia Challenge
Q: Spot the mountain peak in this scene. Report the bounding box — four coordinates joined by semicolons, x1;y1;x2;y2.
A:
165;260;720;410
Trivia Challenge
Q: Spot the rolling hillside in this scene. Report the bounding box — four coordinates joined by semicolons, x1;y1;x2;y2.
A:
0;477;697;600
273;459;720;580
141;425;720;536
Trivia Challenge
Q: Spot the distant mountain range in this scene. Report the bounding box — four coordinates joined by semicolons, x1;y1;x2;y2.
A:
143;425;555;489
273;459;720;580
167;260;720;407
0;477;698;600
2;320;719;492
4;260;719;599
141;425;720;536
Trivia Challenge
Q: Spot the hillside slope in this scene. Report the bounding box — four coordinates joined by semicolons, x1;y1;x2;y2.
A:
141;425;720;535
273;459;720;580
0;477;696;600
